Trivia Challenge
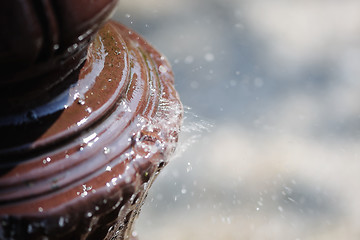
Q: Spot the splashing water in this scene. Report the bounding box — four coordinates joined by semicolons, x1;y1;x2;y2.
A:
171;105;214;160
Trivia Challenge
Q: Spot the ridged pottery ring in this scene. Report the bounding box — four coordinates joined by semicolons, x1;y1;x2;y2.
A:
0;2;182;240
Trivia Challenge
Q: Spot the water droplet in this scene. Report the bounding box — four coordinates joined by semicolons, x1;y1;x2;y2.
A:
85;107;92;113
38;207;43;212
186;162;192;172
159;65;167;73
58;217;65;227
78;99;85;105
181;188;187;194
86;212;93;218
103;147;110;155
27;224;33;233
111;178;117;186
53;44;59;50
42;157;51;164
67;43;78;53
184;55;194;64
204;53;215;62
112;200;121;210
125;13;131;18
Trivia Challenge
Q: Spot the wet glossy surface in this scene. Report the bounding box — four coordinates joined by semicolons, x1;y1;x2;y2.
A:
0;21;182;240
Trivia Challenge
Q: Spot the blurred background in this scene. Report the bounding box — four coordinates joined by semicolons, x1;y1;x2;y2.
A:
114;0;360;239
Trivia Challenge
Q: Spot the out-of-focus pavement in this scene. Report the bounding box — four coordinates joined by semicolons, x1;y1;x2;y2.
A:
114;0;360;239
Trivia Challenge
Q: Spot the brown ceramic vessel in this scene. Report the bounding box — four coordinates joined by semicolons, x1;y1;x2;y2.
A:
0;2;182;240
